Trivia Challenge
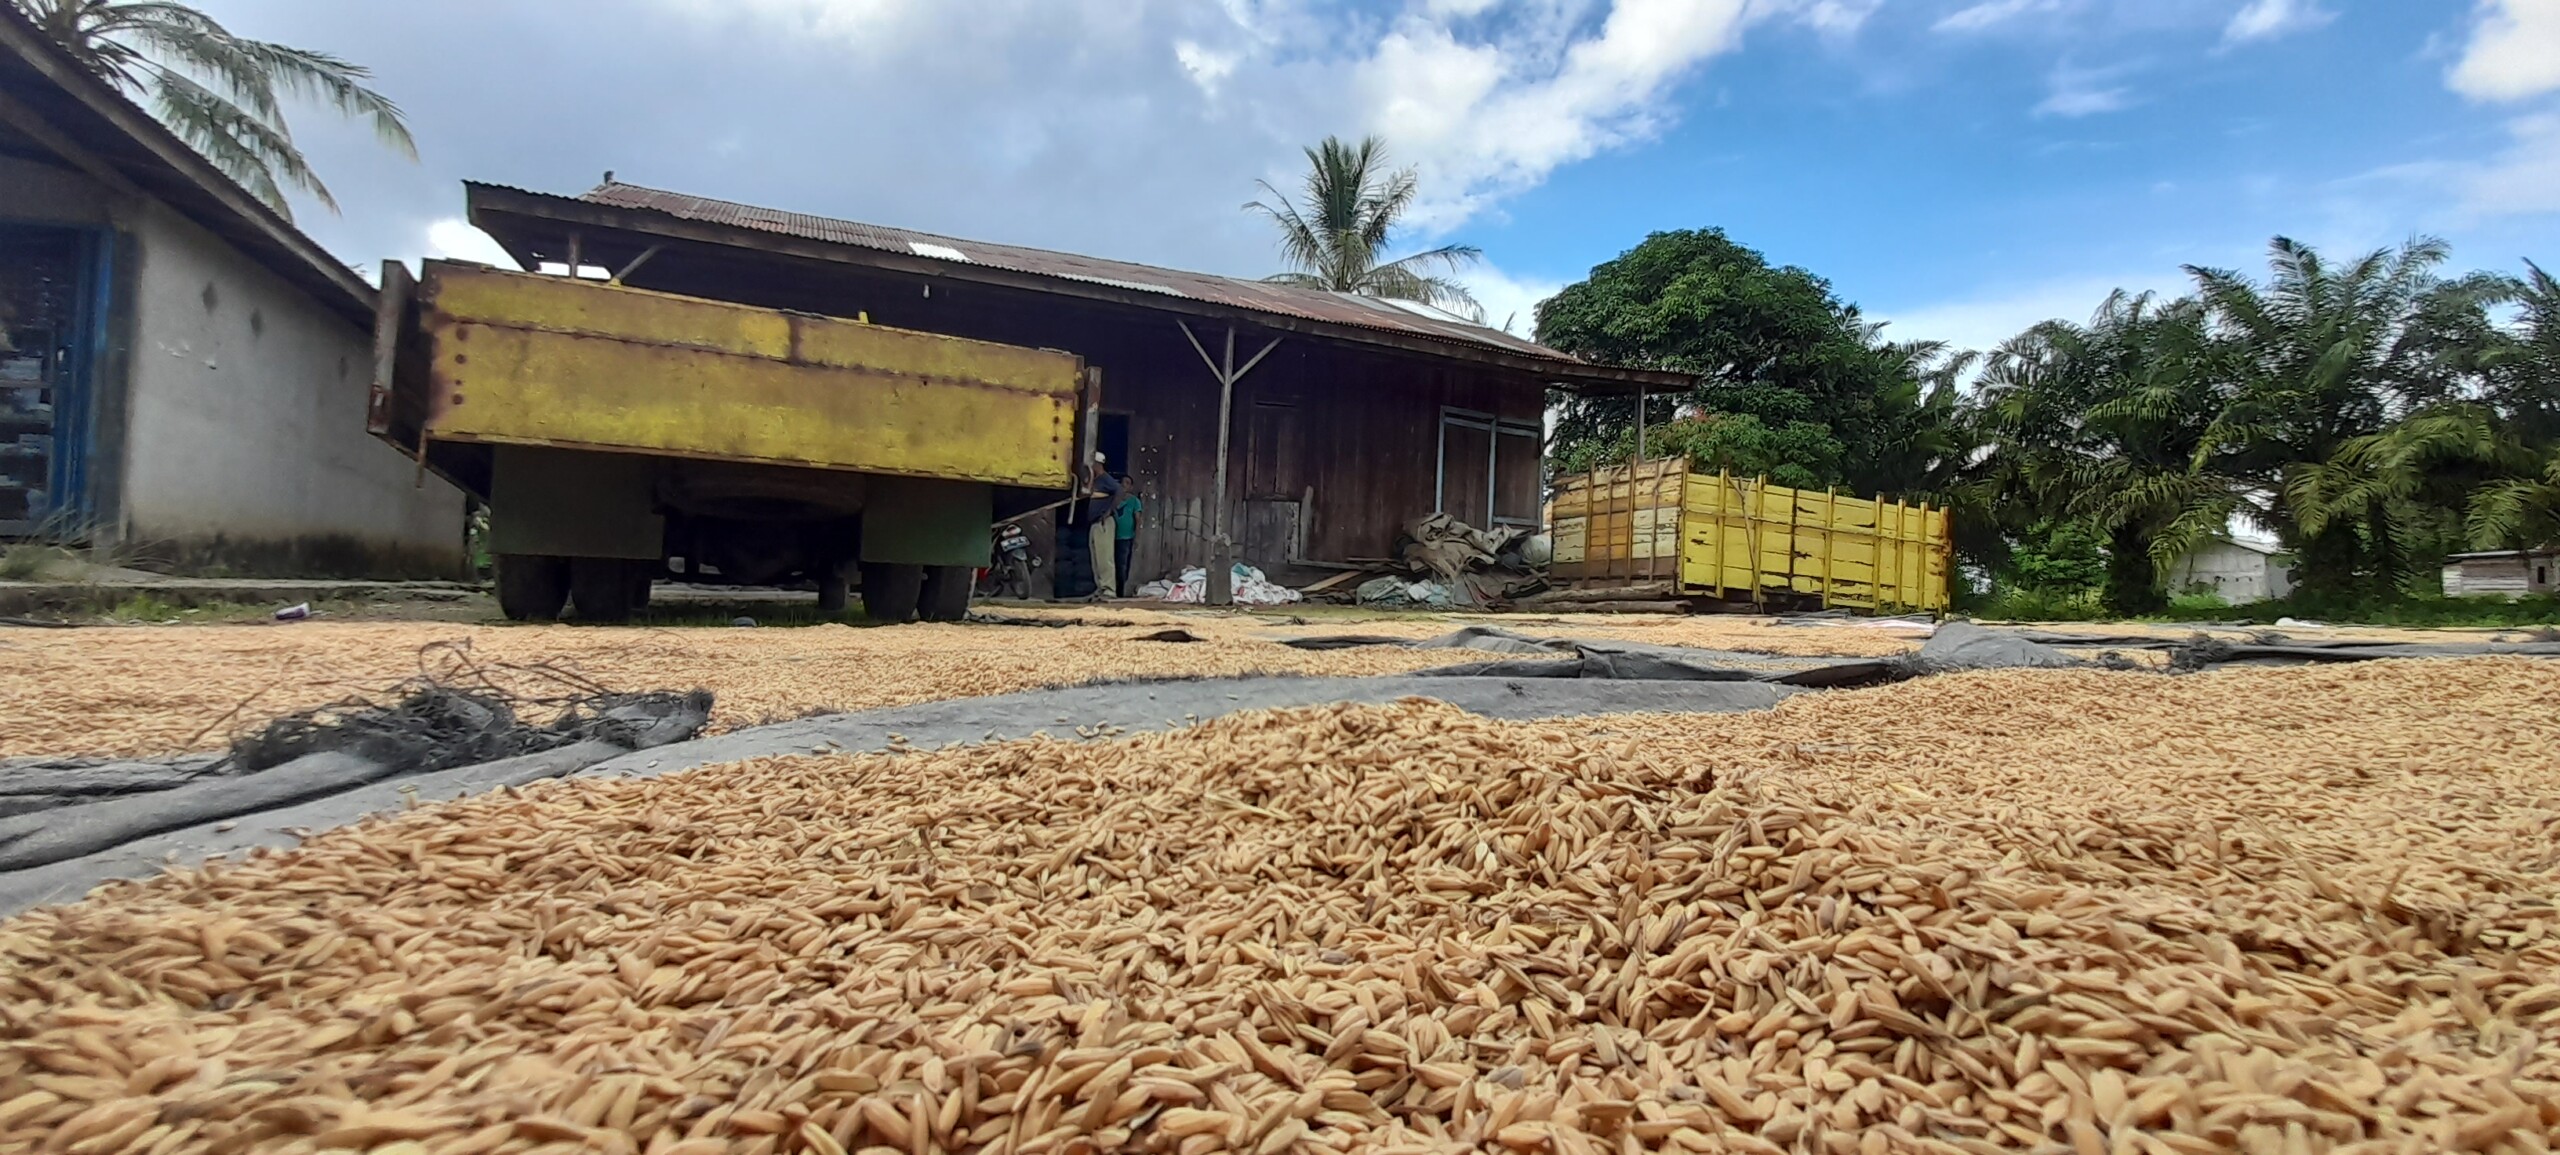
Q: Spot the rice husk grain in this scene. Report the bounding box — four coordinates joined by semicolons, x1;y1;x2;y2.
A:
1;657;2554;1153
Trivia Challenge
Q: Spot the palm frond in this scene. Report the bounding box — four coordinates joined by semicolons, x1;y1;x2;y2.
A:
148;64;312;213
21;0;415;215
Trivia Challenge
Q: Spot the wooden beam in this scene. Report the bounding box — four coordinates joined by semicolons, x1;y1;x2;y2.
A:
0;89;144;198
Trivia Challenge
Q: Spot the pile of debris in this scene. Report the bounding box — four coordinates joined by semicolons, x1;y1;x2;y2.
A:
1339;513;1548;609
1132;563;1304;605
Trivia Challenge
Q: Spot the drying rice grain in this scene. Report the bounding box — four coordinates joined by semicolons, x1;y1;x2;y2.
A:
1;658;2555;1153
0;621;1549;759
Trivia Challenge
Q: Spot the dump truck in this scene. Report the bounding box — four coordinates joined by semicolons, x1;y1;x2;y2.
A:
368;260;1092;622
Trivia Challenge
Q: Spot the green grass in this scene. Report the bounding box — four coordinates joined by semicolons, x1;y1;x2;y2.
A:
1967;587;2111;622
101;592;186;622
1969;583;2560;628
2222;591;2560;629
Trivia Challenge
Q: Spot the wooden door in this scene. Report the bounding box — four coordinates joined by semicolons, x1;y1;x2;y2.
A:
1439;416;1493;526
1240;403;1302;569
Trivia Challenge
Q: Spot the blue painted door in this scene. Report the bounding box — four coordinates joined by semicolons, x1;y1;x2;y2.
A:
0;223;106;535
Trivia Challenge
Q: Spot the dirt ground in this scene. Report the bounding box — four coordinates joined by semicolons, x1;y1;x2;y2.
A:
7;600;2543;761
6;657;2552;1153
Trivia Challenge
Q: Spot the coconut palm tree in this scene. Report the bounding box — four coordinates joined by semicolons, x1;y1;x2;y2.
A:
1246;135;1484;322
15;0;415;219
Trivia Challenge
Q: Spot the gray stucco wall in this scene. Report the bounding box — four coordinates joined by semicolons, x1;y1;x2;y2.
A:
117;200;464;576
0;153;108;226
2168;540;2292;604
3;149;464;577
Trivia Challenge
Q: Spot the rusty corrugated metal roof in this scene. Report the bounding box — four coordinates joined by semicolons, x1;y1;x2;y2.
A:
569;181;1611;371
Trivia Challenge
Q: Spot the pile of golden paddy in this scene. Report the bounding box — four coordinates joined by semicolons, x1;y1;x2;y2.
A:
3;658;2555;1153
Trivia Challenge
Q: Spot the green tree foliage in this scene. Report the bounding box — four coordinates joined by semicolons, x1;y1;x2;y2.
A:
2190;238;2513;597
2001;520;2108;596
17;0;415;219
1247;136;1483;320
1970;292;2246;614
1540;228;2558;617
1537;229;1962;501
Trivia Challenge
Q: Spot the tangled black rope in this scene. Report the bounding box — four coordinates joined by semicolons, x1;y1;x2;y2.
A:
228;640;710;773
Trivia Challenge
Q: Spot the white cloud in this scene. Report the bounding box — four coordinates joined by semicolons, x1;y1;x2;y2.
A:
425;219;519;268
1878;272;2169;355
658;0;919;52
1458;262;1567;336
2449;0;2560;102
2222;0;2330;44
1173;40;1240;95
245;0;1843;305
2034;61;2135;117
2460;111;2560;216
1800;0;1887;36
1933;0;2064;34
1358;0;1767;230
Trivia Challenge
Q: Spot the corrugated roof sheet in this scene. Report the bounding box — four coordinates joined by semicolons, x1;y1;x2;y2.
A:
571;181;1607;370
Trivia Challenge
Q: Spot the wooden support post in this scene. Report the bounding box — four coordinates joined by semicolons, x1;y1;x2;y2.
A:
1872;493;1888;610
1819;488;1836;610
1179;321;1281;608
1209;328;1236;605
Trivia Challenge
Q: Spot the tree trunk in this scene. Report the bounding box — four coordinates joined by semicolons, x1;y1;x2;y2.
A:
2101;525;2167;617
2289;525;2365;603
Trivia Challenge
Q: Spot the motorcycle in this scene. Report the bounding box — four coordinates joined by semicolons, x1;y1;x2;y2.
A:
976;521;1039;599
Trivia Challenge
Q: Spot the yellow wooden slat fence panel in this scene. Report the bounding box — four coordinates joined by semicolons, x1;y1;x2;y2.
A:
1547;458;1951;612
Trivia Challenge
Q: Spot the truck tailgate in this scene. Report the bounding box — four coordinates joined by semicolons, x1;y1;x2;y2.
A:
375;261;1082;489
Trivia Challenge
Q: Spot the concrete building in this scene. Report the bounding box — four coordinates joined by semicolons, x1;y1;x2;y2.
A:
0;10;462;576
2167;535;2293;604
2442;549;2559;600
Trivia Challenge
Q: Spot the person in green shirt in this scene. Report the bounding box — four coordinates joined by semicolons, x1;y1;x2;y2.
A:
1112;478;1141;597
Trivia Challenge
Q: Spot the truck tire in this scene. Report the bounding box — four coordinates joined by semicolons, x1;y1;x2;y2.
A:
861;562;924;623
817;566;850;615
919;565;973;622
496;554;570;621
570;558;640;623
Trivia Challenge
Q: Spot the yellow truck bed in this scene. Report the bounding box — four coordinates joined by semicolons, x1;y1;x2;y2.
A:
1548;460;1952;613
372;261;1083;489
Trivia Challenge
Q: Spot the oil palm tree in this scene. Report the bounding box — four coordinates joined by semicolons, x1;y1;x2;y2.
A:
1247;135;1484;322
2187;236;2509;594
16;0;415;219
1974;292;2241;614
2453;260;2560;553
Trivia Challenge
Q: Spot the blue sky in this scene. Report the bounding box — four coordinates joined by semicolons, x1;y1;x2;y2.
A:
208;0;2560;354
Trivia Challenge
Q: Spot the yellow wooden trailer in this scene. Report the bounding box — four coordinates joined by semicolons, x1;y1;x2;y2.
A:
1547;459;1953;613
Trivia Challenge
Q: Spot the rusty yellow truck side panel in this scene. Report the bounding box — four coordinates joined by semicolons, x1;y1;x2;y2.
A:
414;262;1079;488
1547;459;1952;612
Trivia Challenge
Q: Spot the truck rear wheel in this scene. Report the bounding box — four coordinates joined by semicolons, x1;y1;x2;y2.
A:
861;562;924;623
919;565;974;622
496;554;570;621
570;558;641;623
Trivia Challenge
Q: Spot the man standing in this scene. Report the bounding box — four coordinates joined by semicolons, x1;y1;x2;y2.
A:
1084;453;1122;599
1112;476;1142;597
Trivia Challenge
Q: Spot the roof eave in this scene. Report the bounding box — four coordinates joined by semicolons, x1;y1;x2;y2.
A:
464;182;1691;392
